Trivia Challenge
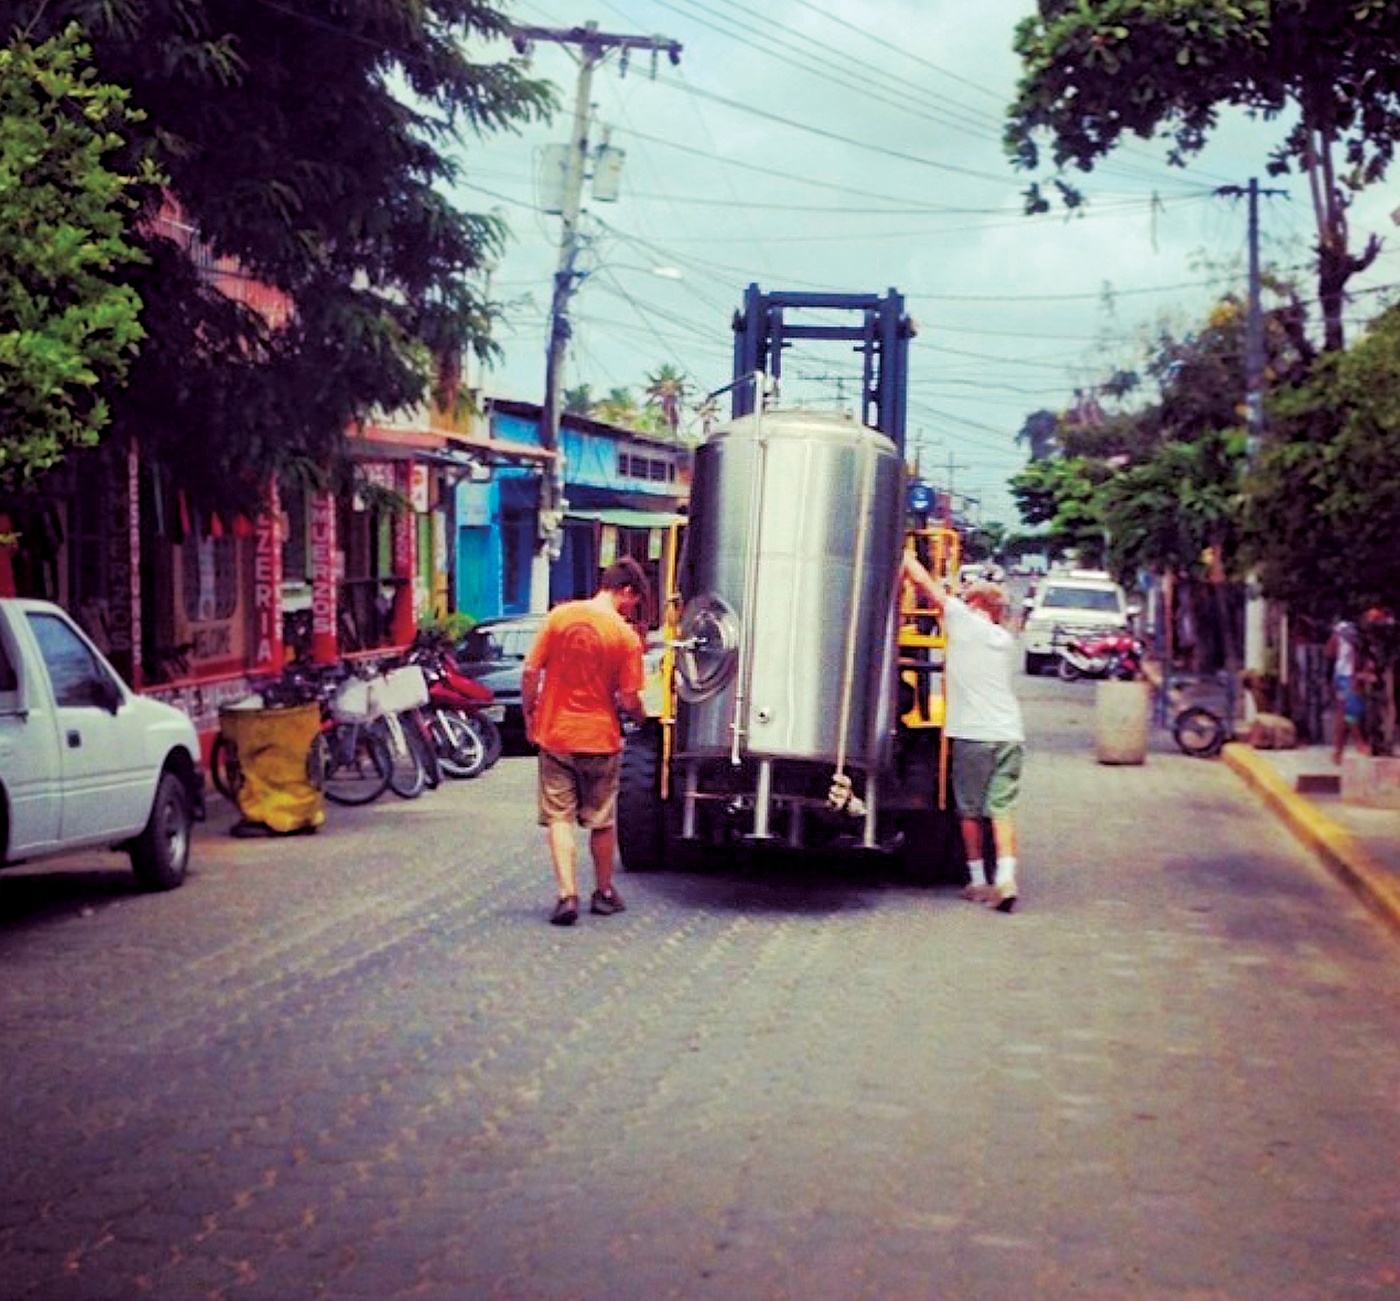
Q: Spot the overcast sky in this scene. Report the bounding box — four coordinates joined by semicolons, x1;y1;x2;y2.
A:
454;0;1400;526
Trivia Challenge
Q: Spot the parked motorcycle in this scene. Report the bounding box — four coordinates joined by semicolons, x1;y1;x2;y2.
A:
407;636;503;776
1056;629;1144;682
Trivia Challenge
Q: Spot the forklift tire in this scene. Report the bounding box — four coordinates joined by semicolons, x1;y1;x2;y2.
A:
618;725;669;872
897;805;965;887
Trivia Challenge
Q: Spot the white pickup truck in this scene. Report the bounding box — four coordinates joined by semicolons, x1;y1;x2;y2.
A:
0;599;204;890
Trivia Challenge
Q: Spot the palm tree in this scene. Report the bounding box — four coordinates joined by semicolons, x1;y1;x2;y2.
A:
593;387;641;428
563;384;595;416
643;364;688;439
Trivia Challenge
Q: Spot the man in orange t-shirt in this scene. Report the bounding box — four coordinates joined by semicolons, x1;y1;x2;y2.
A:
522;557;648;926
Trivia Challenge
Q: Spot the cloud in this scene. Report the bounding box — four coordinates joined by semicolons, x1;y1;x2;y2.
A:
461;0;1395;525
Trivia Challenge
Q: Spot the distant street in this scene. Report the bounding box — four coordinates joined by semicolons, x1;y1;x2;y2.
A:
4;676;1400;1300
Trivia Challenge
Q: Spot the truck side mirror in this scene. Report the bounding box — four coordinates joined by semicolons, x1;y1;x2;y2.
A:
90;675;123;714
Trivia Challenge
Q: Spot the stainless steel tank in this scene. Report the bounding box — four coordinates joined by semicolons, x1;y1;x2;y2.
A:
676;408;905;767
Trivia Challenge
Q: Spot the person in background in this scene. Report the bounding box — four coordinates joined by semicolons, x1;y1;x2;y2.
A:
900;550;1026;912
1325;618;1366;764
521;557;648;926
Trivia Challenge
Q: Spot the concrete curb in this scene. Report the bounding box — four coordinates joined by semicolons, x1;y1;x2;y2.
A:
1222;741;1400;939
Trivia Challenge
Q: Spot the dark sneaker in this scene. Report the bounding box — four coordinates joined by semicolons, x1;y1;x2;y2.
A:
590;888;626;916
987;883;1019;913
550;895;579;926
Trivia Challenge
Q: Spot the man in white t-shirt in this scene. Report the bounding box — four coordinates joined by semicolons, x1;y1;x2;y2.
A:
902;552;1025;912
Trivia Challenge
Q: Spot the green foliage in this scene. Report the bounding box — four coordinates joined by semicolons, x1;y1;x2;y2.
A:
592;387;641;429
0;24;151;485
643;363;688;437
1009;455;1114;567
1015;408;1060;461
1100;429;1246;580
1010;287;1285;582
1245;306;1400;622
563;383;595;416
418;608;475;641
12;0;555;515
1006;0;1400;349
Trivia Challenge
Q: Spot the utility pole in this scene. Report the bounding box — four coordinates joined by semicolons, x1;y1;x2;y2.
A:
1244;176;1266;460
1218;178;1284;674
942;450;971;525
513;22;682;612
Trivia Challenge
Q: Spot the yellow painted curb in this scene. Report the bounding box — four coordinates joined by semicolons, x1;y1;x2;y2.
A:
1222;742;1400;939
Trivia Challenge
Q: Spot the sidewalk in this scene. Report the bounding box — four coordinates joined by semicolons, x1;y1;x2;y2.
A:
1223;740;1400;939
1139;657;1400;938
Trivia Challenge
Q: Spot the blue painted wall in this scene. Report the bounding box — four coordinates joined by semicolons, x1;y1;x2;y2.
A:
450;404;688;621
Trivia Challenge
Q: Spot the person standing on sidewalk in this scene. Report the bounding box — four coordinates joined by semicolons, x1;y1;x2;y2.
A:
901;550;1026;912
1326;618;1367;764
522;557;648;926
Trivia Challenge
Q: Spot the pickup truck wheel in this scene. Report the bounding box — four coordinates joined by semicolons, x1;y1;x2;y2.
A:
130;771;192;891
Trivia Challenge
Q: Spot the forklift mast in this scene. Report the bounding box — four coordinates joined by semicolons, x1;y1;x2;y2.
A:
729;284;915;454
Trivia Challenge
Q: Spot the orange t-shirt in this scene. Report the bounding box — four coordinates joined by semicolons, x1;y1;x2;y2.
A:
525;600;645;755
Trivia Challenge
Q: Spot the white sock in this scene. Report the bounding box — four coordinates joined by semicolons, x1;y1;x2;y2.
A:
966;858;987;887
995;856;1018;890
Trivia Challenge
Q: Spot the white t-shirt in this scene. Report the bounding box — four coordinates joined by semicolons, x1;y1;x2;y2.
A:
942;595;1025;742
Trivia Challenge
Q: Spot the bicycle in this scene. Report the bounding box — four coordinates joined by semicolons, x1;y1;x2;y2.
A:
1169;670;1237;758
213;661;395;806
1172;703;1233;757
365;665;442;799
312;665;395;805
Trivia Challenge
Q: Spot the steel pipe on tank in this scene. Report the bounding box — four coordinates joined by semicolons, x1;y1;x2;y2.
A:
834;441;878;775
861;777;879;850
749;758;775;839
729;382;768;767
680;759;699;840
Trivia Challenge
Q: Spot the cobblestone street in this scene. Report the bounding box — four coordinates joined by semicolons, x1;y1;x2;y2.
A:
4;679;1400;1300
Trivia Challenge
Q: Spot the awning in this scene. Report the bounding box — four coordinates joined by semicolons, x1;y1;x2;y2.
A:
565;507;685;530
354;423;555;467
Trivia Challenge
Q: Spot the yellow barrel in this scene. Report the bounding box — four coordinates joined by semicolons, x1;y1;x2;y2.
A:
219;703;326;833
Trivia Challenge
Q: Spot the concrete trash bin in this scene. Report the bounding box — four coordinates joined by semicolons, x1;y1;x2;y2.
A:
219;702;326;834
1095;679;1149;765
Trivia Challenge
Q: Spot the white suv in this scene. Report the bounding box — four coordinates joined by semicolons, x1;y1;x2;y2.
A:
1021;569;1129;675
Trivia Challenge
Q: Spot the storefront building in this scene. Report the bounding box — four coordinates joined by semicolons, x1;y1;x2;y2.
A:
0;397;689;751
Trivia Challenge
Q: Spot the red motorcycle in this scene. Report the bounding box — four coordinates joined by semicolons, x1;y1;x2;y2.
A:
407;638;503;776
1056;629;1144;682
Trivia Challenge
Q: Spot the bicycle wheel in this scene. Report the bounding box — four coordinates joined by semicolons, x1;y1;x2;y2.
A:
1173;705;1227;758
405;709;443;789
374;713;427;799
317;722;394;804
210;734;241;803
432;708;487;779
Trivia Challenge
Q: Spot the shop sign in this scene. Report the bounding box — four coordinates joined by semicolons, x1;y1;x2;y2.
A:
310;494;337;645
253;499;283;669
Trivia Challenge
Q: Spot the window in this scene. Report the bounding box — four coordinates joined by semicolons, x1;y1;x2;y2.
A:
182;536;239;622
617;449;674;483
28;613;116;708
0;629;17;696
1040;585;1122;613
